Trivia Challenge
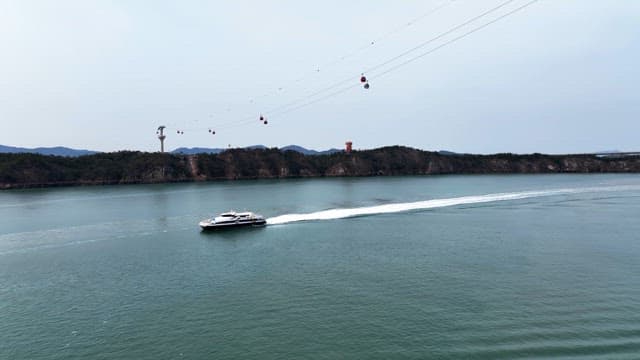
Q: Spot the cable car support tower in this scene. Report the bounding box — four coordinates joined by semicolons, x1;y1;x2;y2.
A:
157;126;166;153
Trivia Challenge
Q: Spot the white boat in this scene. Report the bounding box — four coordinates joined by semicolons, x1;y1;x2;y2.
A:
199;211;267;230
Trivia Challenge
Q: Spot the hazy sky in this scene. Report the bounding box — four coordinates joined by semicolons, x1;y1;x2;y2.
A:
1;0;638;153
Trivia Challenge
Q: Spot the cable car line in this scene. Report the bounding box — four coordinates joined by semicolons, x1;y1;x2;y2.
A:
158;0;540;138
251;0;526;121
269;83;360;120
363;0;518;75
246;1;454;106
268;0;540;121
162;1;469;135
373;0;540;80
316;1;454;71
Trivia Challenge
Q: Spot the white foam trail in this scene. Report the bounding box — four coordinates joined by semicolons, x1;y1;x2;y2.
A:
266;185;639;225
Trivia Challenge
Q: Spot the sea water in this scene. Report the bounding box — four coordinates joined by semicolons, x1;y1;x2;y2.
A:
1;174;640;359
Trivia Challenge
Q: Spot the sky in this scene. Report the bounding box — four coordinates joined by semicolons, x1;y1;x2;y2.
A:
0;0;638;154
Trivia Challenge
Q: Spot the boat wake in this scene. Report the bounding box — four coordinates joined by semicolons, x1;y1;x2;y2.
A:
266;185;638;225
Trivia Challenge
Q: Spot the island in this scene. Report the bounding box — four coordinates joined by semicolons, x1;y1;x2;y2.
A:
1;146;639;189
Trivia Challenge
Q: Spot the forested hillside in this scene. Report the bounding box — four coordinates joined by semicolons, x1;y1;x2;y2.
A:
1;147;639;189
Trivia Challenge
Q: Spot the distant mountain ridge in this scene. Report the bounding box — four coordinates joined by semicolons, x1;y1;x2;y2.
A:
0;144;340;157
171;145;340;155
170;147;225;155
280;145;341;155
0;145;97;157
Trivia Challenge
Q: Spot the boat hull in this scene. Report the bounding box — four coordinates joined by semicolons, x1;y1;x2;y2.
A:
199;219;267;230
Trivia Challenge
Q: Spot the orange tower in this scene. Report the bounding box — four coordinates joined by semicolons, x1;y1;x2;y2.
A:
345;141;353;154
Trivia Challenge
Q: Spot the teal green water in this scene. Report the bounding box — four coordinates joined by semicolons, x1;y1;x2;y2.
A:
2;174;640;359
